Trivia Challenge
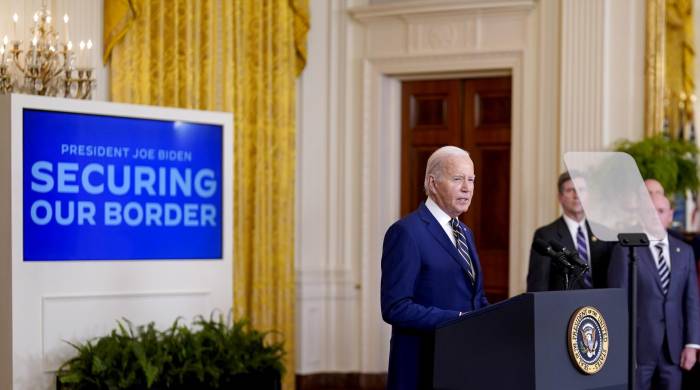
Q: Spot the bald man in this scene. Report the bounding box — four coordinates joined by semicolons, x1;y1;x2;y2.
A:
644;178;700;254
608;194;700;390
381;146;488;390
645;178;665;197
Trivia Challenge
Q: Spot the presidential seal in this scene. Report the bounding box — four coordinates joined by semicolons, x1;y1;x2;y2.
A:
567;306;609;374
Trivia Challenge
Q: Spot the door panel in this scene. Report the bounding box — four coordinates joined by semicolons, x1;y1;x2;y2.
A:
463;77;511;302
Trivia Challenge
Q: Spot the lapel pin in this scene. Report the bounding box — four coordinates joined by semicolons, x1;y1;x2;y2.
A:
591;236;598;242
676;247;680;253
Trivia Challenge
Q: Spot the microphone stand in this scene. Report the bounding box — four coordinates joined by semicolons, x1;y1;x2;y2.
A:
552;254;574;290
555;255;587;291
618;232;649;390
548;241;589;290
534;239;578;291
566;265;587;290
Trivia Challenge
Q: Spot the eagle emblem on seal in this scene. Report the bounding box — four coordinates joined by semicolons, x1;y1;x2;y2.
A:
568;306;609;374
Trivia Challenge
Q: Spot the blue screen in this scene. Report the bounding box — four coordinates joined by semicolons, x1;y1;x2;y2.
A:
23;109;223;260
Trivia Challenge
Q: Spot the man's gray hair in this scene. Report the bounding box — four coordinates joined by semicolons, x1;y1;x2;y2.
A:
423;146;470;196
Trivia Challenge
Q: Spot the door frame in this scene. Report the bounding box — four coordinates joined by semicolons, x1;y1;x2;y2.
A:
359;53;526;298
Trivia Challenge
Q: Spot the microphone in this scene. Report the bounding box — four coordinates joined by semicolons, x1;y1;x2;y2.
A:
533;239;576;271
548;240;590;271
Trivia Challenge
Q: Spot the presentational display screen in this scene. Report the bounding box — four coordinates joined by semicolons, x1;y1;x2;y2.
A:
22;109;223;260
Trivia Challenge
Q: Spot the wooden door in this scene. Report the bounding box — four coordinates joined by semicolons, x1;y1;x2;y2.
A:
401;77;511;302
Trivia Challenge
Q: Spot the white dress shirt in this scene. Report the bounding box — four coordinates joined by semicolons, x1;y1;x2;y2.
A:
562;214;589;263
649;236;671;273
425;198;456;247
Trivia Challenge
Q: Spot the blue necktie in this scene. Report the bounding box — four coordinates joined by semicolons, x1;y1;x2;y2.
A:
450;218;475;283
576;225;593;288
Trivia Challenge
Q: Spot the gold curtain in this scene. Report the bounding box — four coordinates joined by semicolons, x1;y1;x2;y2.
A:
665;0;695;138
645;0;695;137
645;0;666;137
104;1;309;389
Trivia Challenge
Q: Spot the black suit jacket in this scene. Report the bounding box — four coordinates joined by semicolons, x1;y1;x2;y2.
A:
527;217;614;291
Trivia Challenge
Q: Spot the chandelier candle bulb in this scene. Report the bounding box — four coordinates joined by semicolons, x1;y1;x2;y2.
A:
86;39;92;67
78;40;84;68
12;13;17;39
31;37;38;65
63;14;69;43
2;35;7;63
66;41;73;71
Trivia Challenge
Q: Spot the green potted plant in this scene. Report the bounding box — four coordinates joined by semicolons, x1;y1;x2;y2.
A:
614;134;699;194
56;314;284;389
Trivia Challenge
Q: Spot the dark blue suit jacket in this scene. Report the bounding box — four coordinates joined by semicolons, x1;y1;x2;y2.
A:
608;236;700;366
381;203;489;390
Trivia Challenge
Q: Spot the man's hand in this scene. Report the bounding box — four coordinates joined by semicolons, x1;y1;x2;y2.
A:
680;347;697;371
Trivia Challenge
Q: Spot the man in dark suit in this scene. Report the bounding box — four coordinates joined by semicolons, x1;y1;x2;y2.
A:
527;172;614;291
381;146;488;390
608;193;700;390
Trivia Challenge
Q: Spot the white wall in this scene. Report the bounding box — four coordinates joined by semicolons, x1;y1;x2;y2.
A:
603;0;645;146
0;0;107;101
295;0;367;374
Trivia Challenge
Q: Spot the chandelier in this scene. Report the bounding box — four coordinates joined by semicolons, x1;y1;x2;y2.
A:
0;2;96;99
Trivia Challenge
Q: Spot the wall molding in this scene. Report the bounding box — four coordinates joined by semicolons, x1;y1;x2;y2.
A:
560;0;605;152
296;269;359;300
349;0;535;19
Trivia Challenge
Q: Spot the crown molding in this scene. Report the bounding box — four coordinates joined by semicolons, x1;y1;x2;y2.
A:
349;0;536;21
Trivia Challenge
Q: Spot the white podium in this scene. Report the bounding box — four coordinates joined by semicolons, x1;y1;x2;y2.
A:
0;94;234;389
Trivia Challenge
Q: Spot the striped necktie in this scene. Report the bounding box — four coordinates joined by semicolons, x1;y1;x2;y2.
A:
576;225;593;288
655;242;670;294
450;218;475;283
